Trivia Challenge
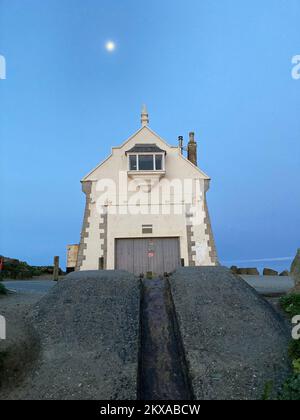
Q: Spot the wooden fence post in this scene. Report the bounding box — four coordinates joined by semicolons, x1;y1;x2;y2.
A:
53;256;59;281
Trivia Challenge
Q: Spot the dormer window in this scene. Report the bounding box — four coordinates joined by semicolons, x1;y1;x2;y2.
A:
126;144;166;172
155;155;163;170
138;155;154;171
129;155;138;171
129;154;164;171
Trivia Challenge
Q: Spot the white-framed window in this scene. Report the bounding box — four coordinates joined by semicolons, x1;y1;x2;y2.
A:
128;153;165;171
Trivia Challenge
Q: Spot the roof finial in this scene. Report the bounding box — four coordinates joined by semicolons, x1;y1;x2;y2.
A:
141;104;149;127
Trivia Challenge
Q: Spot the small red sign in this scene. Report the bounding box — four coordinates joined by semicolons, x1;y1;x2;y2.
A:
148;252;155;258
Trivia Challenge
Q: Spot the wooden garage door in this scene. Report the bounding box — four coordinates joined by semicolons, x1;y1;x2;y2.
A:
115;238;180;276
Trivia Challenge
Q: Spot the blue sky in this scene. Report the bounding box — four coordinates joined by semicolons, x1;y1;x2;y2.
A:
0;0;299;271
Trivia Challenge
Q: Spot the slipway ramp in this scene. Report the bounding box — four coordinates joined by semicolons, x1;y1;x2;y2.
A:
2;271;141;400
169;266;291;400
1;267;291;400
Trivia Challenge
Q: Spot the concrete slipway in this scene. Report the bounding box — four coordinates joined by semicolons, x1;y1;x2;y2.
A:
169;267;291;400
0;267;291;400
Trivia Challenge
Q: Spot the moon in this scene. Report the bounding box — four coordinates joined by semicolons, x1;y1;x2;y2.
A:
105;41;116;52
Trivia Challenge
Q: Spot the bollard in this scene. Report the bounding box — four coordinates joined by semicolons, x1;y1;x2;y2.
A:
53;256;59;281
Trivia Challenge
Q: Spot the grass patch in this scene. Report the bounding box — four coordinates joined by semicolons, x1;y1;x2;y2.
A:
1;261;63;279
289;339;300;360
278;374;300;400
280;293;300;319
0;283;7;295
262;381;274;400
276;292;300;400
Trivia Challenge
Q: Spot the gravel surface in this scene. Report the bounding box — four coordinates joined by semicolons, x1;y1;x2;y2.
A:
1;271;141;400
0;292;42;396
169;266;291;400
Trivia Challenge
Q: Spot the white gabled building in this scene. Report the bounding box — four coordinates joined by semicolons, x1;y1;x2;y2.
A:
75;107;218;276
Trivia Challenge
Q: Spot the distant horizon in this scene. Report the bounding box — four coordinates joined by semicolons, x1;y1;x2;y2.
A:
1;252;295;275
222;257;294;274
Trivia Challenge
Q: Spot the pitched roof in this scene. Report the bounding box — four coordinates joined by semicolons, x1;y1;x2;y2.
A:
81;125;210;181
125;143;166;154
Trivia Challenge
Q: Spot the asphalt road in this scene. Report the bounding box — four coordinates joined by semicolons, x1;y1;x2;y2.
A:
241;275;295;295
3;280;56;294
2;275;295;296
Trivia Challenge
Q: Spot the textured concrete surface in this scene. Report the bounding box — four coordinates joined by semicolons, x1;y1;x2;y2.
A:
140;279;192;400
240;275;295;296
169;266;291;400
1;271;141;400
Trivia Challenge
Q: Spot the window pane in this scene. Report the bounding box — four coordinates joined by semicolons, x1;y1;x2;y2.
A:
155;155;162;170
129;155;137;170
138;155;154;170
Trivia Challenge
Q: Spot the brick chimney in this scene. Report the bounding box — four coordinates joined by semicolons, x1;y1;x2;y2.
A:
187;132;197;166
